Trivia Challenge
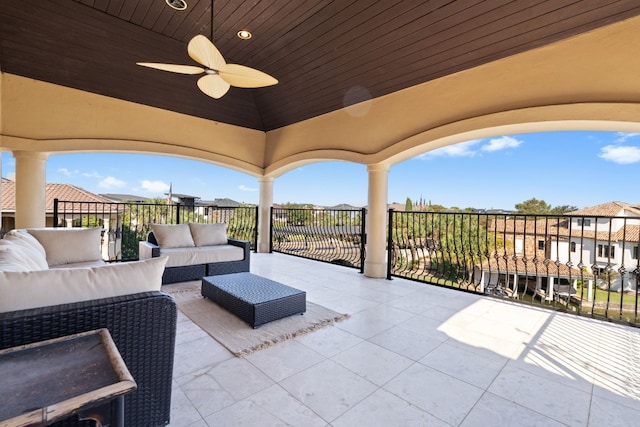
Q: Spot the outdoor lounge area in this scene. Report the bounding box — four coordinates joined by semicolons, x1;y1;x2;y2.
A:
2;2;640;425
166;252;640;426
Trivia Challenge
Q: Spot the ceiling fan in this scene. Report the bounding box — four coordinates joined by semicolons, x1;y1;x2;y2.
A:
137;1;277;99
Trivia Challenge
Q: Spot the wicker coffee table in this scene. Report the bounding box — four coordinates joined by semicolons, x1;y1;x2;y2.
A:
201;272;306;328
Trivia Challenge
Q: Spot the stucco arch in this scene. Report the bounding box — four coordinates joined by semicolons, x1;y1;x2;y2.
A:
0;74;267;177
2;15;640;180
263;15;640;175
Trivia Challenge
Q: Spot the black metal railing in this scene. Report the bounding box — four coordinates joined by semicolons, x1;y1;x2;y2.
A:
53;199;258;261
270;207;366;272
50;199;640;326
387;209;640;326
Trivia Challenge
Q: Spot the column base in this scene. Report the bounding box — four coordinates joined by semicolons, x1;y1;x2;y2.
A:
364;260;387;278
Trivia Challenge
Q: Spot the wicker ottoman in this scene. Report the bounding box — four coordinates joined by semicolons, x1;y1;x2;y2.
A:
201;272;306;328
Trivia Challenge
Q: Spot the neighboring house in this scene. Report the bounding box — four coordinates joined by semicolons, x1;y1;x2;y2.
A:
476;217;595;301
327;203;362;210
166;192;199;206
1;178;122;260
474;201;639;301
196;198;247;222
199;198;242;208
554;202;640;293
100;193;150;203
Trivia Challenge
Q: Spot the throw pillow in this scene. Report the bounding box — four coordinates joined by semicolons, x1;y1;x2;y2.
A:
0;243;33;271
188;222;228;246
151;223;195;248
5;230;47;260
1;235;49;271
0;256;168;312
27;227;103;267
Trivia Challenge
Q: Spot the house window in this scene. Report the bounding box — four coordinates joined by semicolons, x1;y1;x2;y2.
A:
577;218;591;227
515;238;524;254
570;242;576;253
538;240;545;250
597;244;615;258
633;246;639;260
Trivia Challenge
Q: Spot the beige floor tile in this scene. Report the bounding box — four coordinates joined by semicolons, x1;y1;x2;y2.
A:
279;359;377;422
165;253;640;427
384;363;485;425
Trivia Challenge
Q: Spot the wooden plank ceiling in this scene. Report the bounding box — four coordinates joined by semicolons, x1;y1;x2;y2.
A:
2;0;640;131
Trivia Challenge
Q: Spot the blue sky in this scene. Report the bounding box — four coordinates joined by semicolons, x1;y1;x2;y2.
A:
2;130;639;210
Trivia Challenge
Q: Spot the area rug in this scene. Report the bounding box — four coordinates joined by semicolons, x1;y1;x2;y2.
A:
165;282;349;357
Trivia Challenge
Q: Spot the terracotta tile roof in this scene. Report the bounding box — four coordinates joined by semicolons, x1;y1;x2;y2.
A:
490;205;640;243
568;201;640;217
613;225;640;243
478;255;594;279
1;178;114;212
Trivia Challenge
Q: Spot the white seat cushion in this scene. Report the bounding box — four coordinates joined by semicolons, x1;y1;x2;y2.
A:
160;245;244;268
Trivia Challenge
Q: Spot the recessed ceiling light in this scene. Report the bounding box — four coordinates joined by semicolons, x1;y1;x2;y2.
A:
166;0;187;11
237;30;252;40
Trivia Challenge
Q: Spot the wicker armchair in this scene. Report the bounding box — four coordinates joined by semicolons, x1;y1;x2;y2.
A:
0;291;177;427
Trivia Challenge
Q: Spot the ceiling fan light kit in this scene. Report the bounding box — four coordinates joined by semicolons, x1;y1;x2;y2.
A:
138;1;276;99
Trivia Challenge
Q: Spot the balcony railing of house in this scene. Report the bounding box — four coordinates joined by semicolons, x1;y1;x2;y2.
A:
52;199;258;261
51;199;639;326
387;209;640;326
270;207;366;273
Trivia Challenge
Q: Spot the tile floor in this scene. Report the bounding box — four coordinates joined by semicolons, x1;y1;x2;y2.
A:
167;253;640;426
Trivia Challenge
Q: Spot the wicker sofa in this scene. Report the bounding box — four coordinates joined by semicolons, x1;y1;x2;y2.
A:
0;292;177;427
0;227;177;426
139;223;250;284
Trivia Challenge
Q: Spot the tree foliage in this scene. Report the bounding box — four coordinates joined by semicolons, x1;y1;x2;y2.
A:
405;197;413;211
515;198;578;215
550;205;578;214
515;198;551;214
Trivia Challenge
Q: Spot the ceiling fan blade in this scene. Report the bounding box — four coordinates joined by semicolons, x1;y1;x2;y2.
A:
188;35;226;71
219;64;278;88
197;74;230;99
136;62;204;75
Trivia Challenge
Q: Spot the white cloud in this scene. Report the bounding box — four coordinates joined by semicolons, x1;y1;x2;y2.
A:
420;139;482;158
57;167;77;176
239;185;257;192
599;145;640;164
82;171;102;178
615;132;640;143
140;180;169;193
481;136;523;152
98;176;127;189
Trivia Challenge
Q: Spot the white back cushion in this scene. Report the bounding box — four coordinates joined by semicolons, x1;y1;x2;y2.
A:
151;223;195;248
188;222;228;246
0;236;49;271
0;256;168;312
5;230;47;259
27;227;103;267
0;243;34;271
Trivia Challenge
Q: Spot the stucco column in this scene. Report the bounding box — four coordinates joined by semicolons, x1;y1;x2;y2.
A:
0;156;3;232
364;163;389;278
14;151;48;229
257;176;274;253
